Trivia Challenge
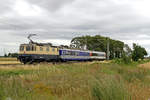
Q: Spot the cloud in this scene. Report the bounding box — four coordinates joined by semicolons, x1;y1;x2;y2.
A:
26;0;75;12
1;0;150;55
0;0;15;13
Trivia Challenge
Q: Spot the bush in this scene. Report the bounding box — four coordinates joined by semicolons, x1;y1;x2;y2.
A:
120;69;149;82
122;55;131;64
112;55;132;65
132;43;147;61
112;58;123;64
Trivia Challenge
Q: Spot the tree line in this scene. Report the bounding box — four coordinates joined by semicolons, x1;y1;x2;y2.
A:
70;35;148;61
4;53;18;58
70;35;124;59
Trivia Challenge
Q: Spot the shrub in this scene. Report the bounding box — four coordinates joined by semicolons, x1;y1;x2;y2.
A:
112;58;123;64
112;55;132;65
121;69;149;82
122;55;131;64
132;43;147;61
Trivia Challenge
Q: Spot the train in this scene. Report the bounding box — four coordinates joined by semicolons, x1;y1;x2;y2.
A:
18;36;106;64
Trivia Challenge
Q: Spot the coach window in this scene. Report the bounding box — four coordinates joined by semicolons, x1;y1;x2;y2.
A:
100;54;105;56
75;52;78;55
66;51;68;55
71;51;75;55
62;51;65;55
92;53;98;56
46;47;49;51
40;47;43;51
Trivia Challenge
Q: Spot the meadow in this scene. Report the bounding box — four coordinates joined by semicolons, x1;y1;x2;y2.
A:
0;57;20;65
0;58;150;100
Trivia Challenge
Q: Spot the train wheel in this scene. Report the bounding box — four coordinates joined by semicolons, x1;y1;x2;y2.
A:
23;61;27;64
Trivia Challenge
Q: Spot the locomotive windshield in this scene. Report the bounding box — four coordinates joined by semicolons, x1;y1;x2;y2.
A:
27;45;36;51
20;46;24;51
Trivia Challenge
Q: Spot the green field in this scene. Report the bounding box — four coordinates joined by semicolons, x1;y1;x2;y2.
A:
0;58;150;100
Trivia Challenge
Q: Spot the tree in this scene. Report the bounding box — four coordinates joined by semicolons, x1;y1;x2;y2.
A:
4;54;8;57
70;35;124;59
132;43;148;61
123;44;132;57
120;44;132;64
8;53;18;57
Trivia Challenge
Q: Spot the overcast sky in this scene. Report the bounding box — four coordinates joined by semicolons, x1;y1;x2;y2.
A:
1;0;150;55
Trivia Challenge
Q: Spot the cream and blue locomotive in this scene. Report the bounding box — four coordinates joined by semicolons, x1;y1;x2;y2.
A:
18;43;59;64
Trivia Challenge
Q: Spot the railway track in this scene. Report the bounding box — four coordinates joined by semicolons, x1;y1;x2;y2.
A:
0;64;23;66
0;60;108;67
0;61;89;66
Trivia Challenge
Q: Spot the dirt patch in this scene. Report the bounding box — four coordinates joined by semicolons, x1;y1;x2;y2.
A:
139;62;150;69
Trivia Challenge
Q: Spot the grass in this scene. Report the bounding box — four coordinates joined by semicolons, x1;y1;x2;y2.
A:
0;57;18;61
0;61;150;100
0;57;20;65
92;76;131;100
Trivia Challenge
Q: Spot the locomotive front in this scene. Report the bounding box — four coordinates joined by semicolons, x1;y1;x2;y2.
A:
18;43;59;64
18;43;37;64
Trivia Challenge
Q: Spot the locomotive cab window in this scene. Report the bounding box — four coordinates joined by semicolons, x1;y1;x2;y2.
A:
25;45;36;51
20;46;24;51
40;47;43;51
46;47;49;51
31;45;34;51
26;45;30;51
52;48;55;52
34;46;36;51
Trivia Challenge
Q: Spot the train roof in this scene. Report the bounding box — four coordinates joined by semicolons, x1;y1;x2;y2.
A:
91;51;106;54
60;48;90;52
60;48;105;53
20;43;58;48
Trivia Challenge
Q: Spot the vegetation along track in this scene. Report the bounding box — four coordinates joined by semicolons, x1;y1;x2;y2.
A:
0;57;109;67
0;60;150;100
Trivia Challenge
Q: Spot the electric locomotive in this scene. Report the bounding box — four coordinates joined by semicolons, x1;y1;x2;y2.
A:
18;42;59;64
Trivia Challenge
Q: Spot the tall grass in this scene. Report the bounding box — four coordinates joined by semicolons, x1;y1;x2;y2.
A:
0;61;149;99
92;76;131;100
0;57;17;61
0;57;20;65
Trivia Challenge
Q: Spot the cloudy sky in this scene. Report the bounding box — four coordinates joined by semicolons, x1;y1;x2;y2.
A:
1;0;150;55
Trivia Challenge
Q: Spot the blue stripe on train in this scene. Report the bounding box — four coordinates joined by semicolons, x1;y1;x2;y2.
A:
61;58;90;61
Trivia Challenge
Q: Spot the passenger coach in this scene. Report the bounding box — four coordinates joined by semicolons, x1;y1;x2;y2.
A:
59;49;91;61
59;49;106;61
